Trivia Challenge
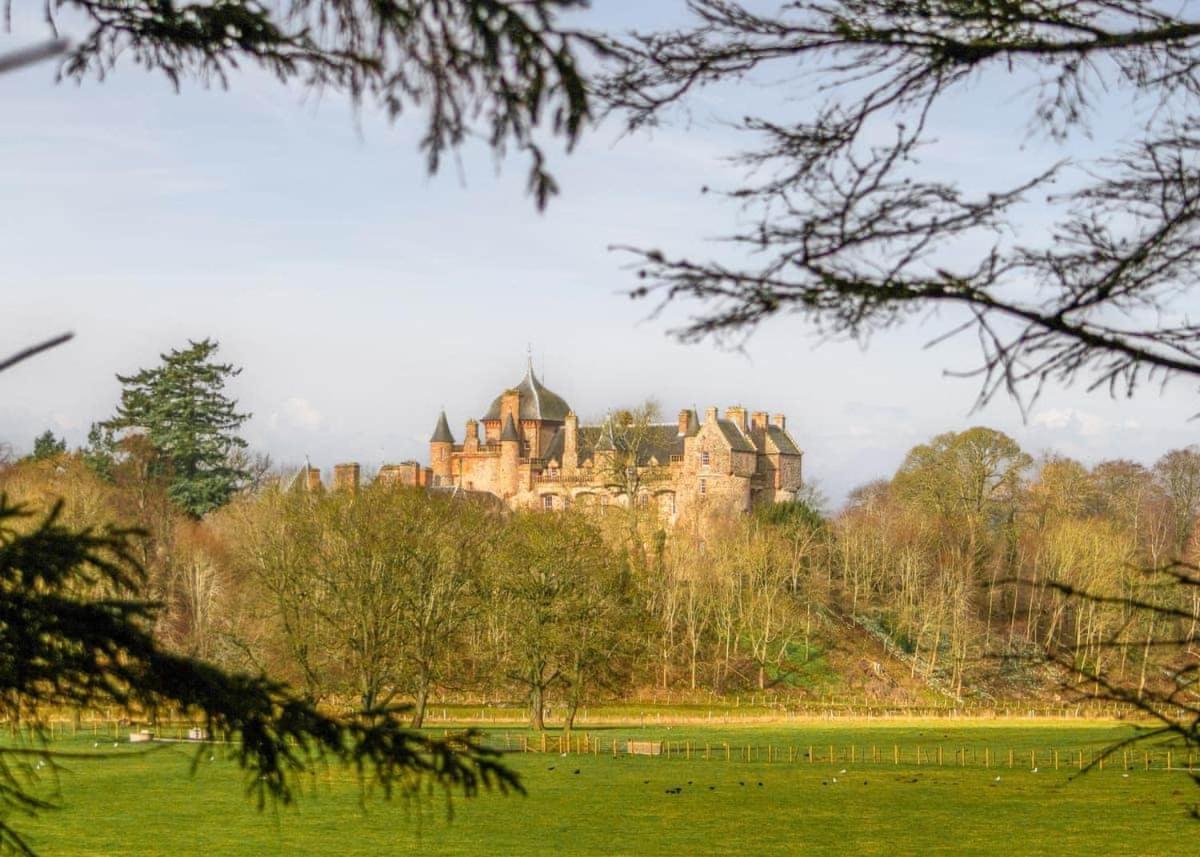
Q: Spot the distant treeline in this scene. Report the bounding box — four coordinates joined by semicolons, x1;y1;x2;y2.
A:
3;423;1196;727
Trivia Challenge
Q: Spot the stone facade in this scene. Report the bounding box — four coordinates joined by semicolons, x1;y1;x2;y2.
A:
420;363;804;523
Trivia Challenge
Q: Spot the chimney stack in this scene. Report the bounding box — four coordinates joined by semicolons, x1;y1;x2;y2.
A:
771;413;787;431
333;462;360;493
304;466;322;493
725;406;748;434
704;406;719;425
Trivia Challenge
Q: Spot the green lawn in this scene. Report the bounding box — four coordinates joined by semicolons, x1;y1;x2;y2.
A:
14;723;1198;856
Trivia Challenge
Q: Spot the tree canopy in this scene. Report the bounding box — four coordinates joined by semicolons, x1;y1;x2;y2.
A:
98;338;250;518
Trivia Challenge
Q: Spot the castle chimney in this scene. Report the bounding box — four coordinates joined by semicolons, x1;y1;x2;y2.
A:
333;462;360;493
751;411;769;431
304;466;322;493
464;419;480;452
677;409;692;436
564;412;578;476
725;406;748;434
771;413;787;431
704;406;719;425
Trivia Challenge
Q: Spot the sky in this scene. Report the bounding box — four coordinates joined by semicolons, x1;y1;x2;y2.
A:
2;3;1198;509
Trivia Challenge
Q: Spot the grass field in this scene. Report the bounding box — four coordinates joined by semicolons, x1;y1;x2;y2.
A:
13;721;1198;856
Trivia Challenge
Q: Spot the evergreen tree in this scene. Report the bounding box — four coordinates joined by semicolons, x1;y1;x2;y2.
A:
29;430;65;461
103;339;251;518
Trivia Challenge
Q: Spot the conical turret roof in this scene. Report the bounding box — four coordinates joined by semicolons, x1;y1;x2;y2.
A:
482;361;571;422
430;410;455;444
500;414;520;442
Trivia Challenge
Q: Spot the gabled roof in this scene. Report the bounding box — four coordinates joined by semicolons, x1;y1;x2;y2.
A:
765;424;802;456
500;414;520;442
430;410;455;444
482;362;572;422
716;419;756;452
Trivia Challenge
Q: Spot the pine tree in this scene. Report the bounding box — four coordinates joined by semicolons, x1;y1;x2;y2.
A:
29;430;66;460
103;339;251;518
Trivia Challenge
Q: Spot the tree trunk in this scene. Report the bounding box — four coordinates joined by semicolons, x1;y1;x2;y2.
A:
410;681;429;729
530;683;546;731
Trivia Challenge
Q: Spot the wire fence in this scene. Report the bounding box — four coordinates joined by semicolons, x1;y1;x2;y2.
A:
486;732;1198;773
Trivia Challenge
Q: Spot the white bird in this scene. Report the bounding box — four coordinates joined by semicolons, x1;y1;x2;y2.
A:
839;769;847;774
92;742;99;748
112;742;118;747
1031;767;1039;774
1122;773;1130;778
831;777;838;784
994;776;1001;782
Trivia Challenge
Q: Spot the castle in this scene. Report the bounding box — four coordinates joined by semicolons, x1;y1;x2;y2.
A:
381;362;804;523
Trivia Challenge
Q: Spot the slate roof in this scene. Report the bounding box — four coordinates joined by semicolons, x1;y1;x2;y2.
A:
430;410;455;444
500;414;520;442
482;363;572;422
765;424;802;456
717;419;756;452
577;423;683;466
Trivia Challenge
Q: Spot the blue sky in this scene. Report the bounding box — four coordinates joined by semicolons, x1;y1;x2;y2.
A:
2;4;1197;507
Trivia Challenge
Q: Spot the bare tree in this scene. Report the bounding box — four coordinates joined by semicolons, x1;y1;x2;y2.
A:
602;1;1200;404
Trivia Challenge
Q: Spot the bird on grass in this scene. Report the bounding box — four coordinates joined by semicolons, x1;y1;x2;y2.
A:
643;780;650;785
757;782;763;787
1031;767;1039;774
708;786;715;791
839;769;847;774
832;777;838;784
573;769;580;775
548;766;555;771
993;776;1001;782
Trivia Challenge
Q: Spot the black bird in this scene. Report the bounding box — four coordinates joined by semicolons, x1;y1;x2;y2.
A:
863;781;868;786
687;781;693;785
643;780;650;784
739;781;745;786
757;782;763;787
708;786;715;791
548;766;555;771
822;781;828;786
574;769;580;775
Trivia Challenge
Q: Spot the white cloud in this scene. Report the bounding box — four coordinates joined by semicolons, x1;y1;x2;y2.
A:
268;397;323;431
1031;407;1110;437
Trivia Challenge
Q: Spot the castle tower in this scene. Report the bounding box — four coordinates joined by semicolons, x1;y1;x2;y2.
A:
499;414;521;497
430;410;455;486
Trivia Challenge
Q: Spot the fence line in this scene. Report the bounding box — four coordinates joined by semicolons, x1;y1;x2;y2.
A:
492;733;1196;773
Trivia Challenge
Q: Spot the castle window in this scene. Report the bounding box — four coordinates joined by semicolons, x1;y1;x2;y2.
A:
542;494;555;510
699;478;707;495
701;451;710;468
637;494;648;510
523;440;531;456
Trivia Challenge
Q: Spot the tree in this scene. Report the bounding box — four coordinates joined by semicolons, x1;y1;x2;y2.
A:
27;431;64;462
101;339;250;518
604;1;1200;403
18;0;595;208
228;483;494;728
492;511;625;730
0;338;518;856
